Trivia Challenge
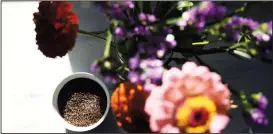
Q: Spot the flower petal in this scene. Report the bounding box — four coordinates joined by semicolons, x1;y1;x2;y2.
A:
181;62;198;74
209;114;230;133
160;124;180;133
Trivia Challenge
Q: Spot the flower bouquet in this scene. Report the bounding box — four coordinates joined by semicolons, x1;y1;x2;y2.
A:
33;1;271;133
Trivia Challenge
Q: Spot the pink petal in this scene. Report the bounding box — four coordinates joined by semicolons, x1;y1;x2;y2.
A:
193;66;209;76
210;72;222;82
181;62;197;74
164;88;184;103
150;117;160;132
162;67;183;88
184;77;202;91
210;114;230;133
160;124;180;133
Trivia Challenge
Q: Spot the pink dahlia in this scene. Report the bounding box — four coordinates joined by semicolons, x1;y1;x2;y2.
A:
144;62;231;133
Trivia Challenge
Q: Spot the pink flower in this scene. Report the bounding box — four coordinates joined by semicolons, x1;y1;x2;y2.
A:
144;62;231;133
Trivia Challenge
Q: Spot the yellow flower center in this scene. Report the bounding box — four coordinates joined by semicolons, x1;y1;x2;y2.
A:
175;96;216;133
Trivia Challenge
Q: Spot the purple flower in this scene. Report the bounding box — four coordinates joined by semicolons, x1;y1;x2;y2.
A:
90;64;99;72
122;1;134;9
147;14;156;22
249;108;268;125
133;26;142;35
129;54;140;70
128;71;140;83
114;27;125;37
165;34;177;48
251;92;268;110
252;30;270;42
129;58;164;88
179;1;226;30
139;12;146;21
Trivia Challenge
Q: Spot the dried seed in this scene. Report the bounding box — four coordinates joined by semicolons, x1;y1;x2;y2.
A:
63;92;103;127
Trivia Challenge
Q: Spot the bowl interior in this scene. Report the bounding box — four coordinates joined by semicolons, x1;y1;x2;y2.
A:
57;78;107;118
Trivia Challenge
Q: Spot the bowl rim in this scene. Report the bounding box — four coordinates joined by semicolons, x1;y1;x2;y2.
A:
52;72;110;132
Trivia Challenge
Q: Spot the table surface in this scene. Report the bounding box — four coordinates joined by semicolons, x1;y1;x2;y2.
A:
2;2;272;133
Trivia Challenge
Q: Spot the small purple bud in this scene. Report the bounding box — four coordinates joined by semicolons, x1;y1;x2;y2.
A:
91;64;99;72
196;20;205;29
111;78;118;84
167;28;173;33
133;26;141;34
129;54;140;70
251;92;268;110
249;108;268;125
112;3;119;9
114;27;125;37
147;14;156;22
144;26;150;34
128;71;140;83
104;75;111;82
123;1;134;8
139;12;146;21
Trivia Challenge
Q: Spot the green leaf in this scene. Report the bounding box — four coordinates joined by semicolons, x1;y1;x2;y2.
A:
230;49;252;59
177;1;193;11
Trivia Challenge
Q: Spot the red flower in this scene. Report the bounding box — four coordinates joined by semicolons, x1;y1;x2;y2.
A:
33;1;79;58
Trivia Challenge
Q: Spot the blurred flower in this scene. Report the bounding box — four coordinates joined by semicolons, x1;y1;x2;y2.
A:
249;108;268;125
111;82;151;132
129;54;140;70
178;1;226;30
240;91;269;126
144;62;231;133
252;21;272;42
94;1;134;20
139;12;147;22
250;92;268;110
147;14;157;23
115;27;126;37
128;58;164;91
33;1;79;58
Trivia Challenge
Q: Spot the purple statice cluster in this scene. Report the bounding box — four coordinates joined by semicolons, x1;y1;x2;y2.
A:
94;1;134;20
241;92;268;125
124;20;176;89
94;1;177;86
114;12;160;38
128;56;165;91
252;20;272;43
222;16;260;41
177;1;226;30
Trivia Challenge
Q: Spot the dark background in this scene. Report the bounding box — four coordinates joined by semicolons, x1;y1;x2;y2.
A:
67;2;272;133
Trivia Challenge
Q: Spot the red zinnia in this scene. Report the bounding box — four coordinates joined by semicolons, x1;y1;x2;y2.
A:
33;1;79;58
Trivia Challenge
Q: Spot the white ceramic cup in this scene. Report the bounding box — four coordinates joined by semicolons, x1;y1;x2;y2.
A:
52;72;110;132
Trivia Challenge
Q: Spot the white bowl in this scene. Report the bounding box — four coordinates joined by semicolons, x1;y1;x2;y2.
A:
52;72;110;132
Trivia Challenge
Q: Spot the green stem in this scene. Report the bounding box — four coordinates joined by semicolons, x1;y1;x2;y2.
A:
192;39;221;46
192;41;210;46
104;30;113;58
78;29;106;41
